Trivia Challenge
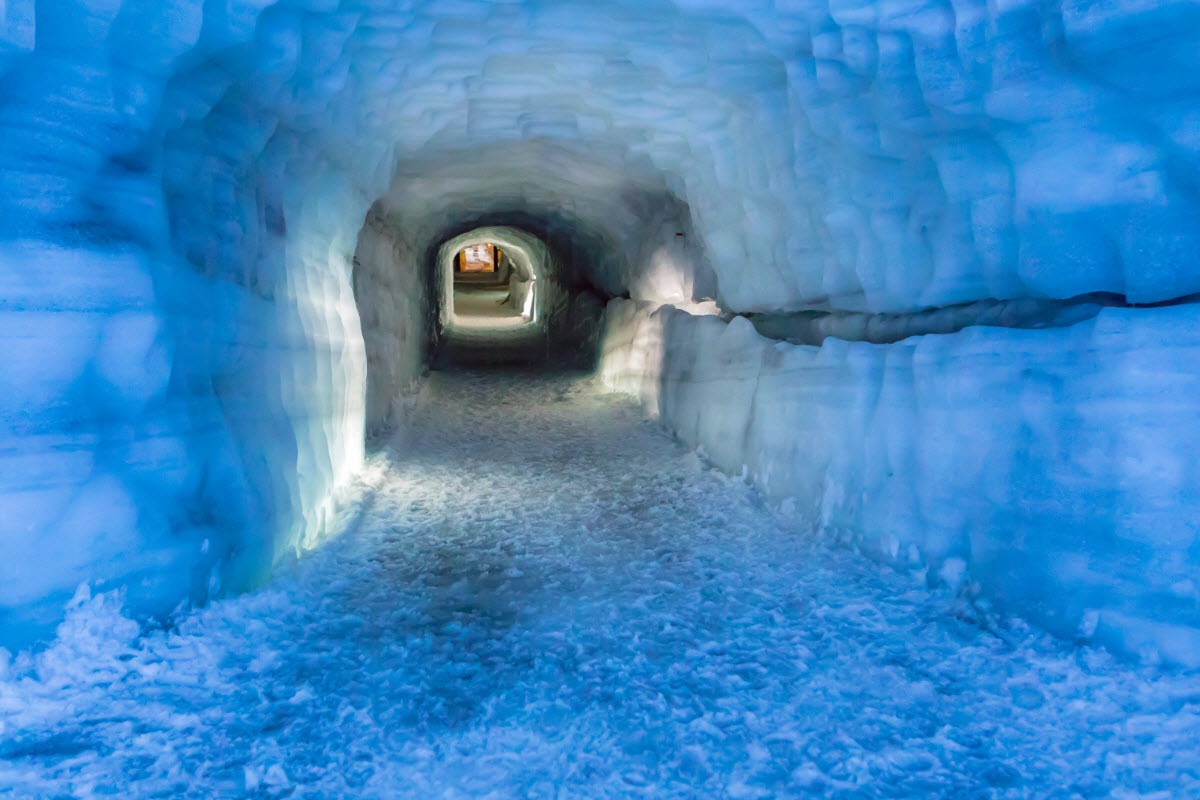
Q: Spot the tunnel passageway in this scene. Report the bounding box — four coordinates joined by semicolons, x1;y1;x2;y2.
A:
450;285;529;329
2;371;1197;797
449;242;534;330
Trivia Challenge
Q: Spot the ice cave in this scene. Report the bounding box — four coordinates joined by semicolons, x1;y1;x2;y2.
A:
1;0;1199;795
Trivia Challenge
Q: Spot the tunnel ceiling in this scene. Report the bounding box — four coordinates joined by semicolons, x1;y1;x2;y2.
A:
7;0;1193;316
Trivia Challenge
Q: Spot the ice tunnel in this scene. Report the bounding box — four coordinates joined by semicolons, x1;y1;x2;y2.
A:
3;0;1200;703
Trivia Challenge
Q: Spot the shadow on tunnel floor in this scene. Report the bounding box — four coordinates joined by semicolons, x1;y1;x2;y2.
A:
431;337;600;372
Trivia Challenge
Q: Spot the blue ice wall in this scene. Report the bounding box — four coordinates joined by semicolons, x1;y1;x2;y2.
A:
1;0;1199;651
602;301;1200;666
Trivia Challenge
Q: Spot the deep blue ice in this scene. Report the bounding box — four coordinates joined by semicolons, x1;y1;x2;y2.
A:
1;373;1197;798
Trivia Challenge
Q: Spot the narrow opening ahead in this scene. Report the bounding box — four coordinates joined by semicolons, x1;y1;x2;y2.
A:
451;242;535;329
433;223;604;371
439;229;542;337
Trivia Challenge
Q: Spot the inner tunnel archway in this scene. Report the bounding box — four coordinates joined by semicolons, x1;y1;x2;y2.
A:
439;227;548;338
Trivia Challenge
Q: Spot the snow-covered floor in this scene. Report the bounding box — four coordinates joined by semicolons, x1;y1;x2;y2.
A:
450;288;530;329
2;371;1198;799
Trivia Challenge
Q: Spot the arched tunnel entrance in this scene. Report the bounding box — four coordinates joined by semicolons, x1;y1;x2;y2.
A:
2;0;1200;795
443;232;538;332
429;224;596;369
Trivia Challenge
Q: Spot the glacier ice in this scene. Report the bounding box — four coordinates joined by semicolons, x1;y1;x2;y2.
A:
0;0;1198;674
600;299;1200;665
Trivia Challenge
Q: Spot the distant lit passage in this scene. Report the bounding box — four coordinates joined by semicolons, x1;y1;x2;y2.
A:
457;243;500;273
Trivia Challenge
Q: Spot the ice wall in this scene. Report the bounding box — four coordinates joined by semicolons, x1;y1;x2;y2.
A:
601;301;1200;665
2;0;1199;649
354;205;427;434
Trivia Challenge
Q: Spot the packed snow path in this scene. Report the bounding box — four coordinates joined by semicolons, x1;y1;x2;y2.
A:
3;372;1199;799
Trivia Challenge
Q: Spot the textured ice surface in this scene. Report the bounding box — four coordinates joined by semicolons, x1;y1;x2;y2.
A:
601;300;1200;666
3;0;1200;647
354;205;428;433
2;372;1197;798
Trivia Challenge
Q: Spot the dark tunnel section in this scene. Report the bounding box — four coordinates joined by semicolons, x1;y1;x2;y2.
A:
351;165;713;436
